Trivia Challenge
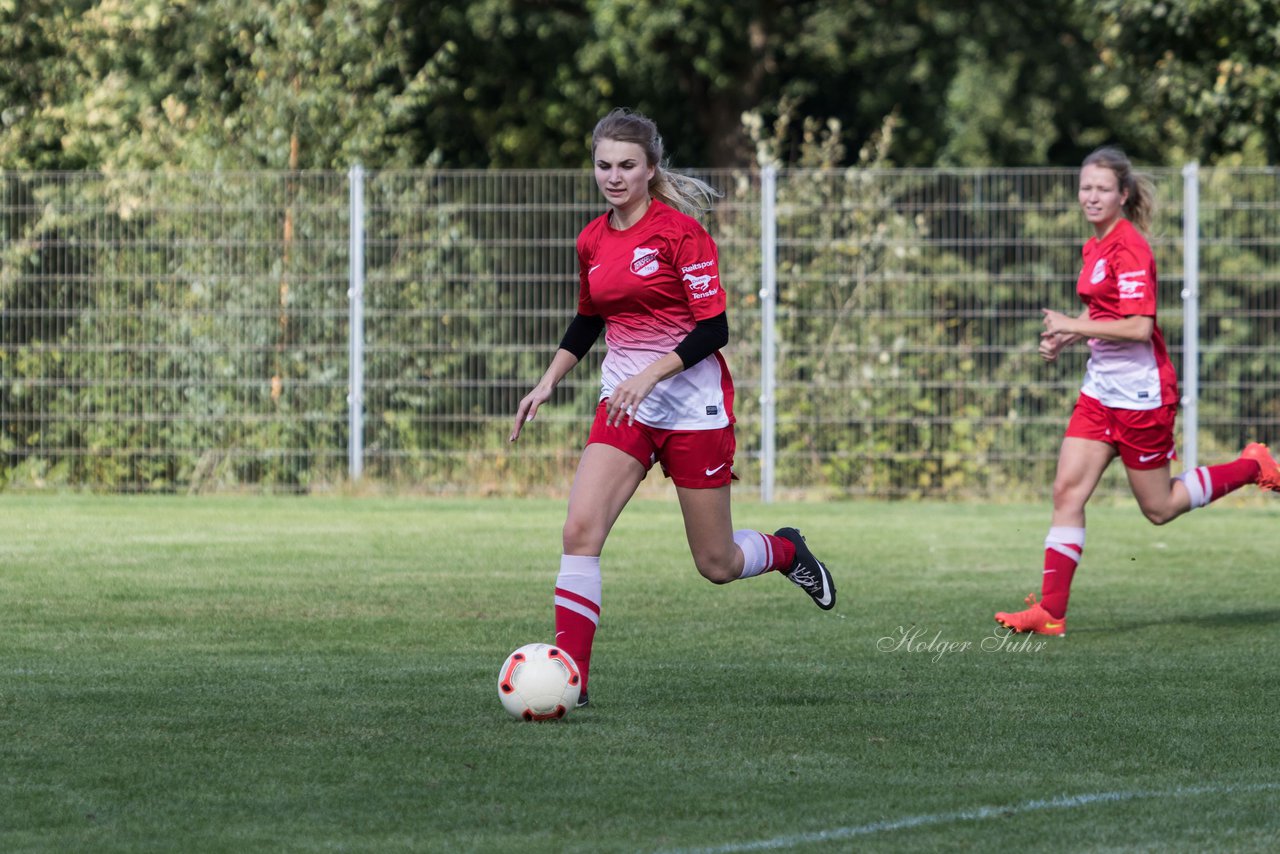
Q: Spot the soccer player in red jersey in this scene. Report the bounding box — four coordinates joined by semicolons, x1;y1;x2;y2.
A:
510;109;837;705
995;147;1280;636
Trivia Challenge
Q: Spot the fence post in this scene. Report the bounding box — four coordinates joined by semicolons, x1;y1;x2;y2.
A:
759;166;778;503
348;164;366;481
1181;162;1199;470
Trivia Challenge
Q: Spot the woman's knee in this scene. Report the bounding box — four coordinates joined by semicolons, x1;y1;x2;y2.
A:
1139;503;1179;526
562;515;606;555
692;551;738;584
1051;480;1088;513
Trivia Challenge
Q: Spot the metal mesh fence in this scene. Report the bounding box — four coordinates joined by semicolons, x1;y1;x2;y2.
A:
1195;169;1280;460
2;167;1277;497
356;170;603;492
766;167;1183;498
1;171;351;491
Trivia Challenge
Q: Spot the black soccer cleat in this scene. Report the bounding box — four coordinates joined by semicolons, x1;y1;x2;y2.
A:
775;527;836;610
576;690;589;709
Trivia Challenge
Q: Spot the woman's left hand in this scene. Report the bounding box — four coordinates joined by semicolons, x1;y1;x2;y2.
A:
604;372;660;427
604;352;686;426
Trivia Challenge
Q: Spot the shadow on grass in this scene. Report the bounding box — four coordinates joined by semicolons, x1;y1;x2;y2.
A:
1078;607;1280;633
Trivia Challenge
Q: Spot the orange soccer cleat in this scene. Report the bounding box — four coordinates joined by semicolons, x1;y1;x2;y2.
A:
1240;442;1280;492
995;594;1067;636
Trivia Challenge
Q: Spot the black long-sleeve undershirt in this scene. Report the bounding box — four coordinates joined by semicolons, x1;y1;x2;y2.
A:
557;311;728;369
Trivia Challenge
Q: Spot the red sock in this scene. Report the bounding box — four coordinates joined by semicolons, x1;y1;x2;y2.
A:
1039;526;1085;620
733;530;796;578
767;534;796;572
554;555;601;693
1177;459;1259;508
1210;459;1260;500
554;599;597;691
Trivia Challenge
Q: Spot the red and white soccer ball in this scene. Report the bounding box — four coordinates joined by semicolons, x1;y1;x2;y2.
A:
497;643;581;721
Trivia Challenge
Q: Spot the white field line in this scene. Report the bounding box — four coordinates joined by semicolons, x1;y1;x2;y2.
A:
662;781;1280;853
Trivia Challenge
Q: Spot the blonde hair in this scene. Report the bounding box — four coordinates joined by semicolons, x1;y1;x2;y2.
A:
1083;146;1155;235
591;108;722;217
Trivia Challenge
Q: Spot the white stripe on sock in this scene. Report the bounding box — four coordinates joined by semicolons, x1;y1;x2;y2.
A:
1046;542;1081;561
1045;526;1086;549
553;595;600;625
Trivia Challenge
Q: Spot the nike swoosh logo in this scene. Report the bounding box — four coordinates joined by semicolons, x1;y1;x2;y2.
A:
705;463;727;476
555;631;566;640
1044;622;1062;629
1138;451;1165;463
588;264;601;275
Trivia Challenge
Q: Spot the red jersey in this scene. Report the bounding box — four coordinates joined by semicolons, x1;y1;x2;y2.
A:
1075;218;1179;410
575;199;733;430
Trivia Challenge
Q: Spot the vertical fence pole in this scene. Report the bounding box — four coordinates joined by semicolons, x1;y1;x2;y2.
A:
348;164;366;481
1181;162;1199;470
759;166;778;503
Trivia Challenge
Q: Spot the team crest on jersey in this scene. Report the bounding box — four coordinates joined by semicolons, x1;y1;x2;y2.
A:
1090;258;1107;284
630;247;660;277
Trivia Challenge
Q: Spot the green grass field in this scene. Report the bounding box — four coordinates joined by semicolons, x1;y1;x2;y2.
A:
2;494;1278;852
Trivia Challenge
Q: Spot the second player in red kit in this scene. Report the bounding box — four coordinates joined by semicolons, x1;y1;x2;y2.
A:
995;146;1280;636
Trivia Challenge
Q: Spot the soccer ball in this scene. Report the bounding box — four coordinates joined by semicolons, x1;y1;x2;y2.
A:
497;643;581;721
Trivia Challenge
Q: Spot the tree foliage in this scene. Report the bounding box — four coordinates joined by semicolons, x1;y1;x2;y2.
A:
3;2;1279;494
5;0;1280;170
1088;0;1280;164
3;0;441;170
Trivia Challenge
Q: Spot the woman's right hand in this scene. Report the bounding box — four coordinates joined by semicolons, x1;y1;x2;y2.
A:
510;384;552;442
510;350;581;443
1039;332;1063;362
1039;331;1081;362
